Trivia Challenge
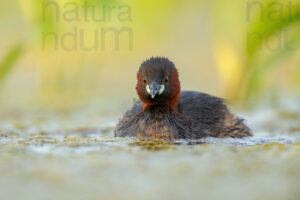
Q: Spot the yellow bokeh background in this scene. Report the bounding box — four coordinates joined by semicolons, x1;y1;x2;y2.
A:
1;0;300;112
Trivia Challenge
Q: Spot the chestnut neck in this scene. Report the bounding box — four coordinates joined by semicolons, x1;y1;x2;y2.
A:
136;68;181;111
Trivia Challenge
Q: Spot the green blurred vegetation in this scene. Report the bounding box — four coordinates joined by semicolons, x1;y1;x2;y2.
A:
240;0;300;103
212;0;300;105
0;42;25;84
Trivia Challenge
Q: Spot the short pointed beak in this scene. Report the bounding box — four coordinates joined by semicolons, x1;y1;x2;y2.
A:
146;82;165;99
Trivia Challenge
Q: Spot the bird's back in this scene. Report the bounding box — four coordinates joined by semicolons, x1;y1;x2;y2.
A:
115;91;252;138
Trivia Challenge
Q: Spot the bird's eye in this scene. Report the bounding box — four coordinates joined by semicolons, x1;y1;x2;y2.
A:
164;77;168;83
143;79;147;84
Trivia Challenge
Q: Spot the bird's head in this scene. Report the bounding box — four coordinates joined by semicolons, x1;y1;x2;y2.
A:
136;57;181;110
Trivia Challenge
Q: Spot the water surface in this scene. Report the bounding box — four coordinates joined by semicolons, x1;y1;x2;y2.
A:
0;105;299;200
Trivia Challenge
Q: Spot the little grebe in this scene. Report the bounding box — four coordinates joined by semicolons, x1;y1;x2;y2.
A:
115;57;252;139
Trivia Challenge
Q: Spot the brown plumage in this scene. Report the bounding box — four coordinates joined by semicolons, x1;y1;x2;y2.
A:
115;57;252;139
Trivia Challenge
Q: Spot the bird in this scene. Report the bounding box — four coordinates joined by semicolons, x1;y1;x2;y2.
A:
114;57;252;139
